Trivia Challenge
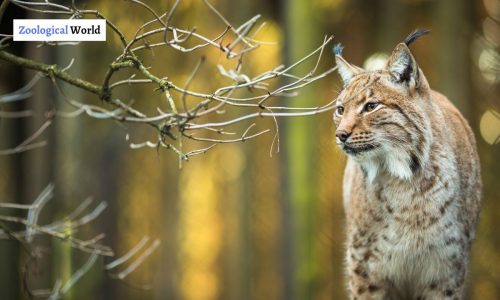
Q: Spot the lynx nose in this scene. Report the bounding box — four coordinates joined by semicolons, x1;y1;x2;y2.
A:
336;130;351;143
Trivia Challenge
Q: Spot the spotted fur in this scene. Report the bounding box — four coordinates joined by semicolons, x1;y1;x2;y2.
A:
333;39;482;300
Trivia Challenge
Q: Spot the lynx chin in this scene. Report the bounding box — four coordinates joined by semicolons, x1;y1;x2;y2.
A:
333;30;482;300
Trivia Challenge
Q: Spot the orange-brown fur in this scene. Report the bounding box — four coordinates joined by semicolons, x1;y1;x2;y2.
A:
334;41;481;300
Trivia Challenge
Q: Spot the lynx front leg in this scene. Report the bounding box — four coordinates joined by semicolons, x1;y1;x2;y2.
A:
346;247;389;300
418;280;465;300
417;268;467;300
417;249;468;300
347;263;388;300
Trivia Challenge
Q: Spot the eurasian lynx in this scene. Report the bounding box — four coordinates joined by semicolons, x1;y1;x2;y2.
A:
333;30;482;300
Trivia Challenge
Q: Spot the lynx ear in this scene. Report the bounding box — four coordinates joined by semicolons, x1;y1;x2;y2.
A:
335;55;363;87
385;43;419;87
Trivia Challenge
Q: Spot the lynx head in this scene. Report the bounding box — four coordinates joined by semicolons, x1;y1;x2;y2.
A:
333;30;433;181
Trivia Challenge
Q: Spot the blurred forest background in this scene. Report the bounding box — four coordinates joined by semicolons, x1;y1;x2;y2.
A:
0;0;499;299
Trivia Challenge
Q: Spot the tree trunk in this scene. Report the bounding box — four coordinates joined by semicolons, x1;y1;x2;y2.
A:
281;0;320;299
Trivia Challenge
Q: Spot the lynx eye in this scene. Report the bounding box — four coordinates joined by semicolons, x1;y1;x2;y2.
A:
335;106;344;116
364;102;379;112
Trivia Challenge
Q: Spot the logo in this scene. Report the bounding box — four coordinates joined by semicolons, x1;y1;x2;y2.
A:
13;19;106;42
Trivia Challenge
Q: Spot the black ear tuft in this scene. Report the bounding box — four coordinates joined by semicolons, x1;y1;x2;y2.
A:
385;44;419;86
333;43;344;56
403;29;430;46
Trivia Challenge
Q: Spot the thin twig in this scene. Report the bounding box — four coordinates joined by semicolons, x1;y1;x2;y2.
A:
105;236;150;270
48;252;99;299
0;119;52;155
26;183;54;242
113;239;160;280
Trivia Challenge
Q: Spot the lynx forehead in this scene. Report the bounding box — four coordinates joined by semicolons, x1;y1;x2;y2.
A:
334;30;482;300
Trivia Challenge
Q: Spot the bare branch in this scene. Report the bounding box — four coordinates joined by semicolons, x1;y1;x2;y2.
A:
0;119;52;155
0;214;114;255
0;50;103;96
0;73;41;103
182;56;205;114
110;239;161;280
0;0;340;162
0;110;32;118
49;252;99;299
0;1;353;297
105;236;150;270
26;183;54;242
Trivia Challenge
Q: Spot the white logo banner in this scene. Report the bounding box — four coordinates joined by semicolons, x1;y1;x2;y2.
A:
13;19;106;42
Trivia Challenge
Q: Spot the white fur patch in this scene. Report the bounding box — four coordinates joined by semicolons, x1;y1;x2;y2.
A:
388;57;409;79
335;55;358;86
338;63;354;86
384;148;413;180
356;147;414;182
362;159;380;183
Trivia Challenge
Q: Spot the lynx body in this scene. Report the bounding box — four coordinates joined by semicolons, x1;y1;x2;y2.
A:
334;32;482;300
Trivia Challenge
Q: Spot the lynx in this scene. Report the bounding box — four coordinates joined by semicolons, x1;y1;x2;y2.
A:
333;30;482;300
